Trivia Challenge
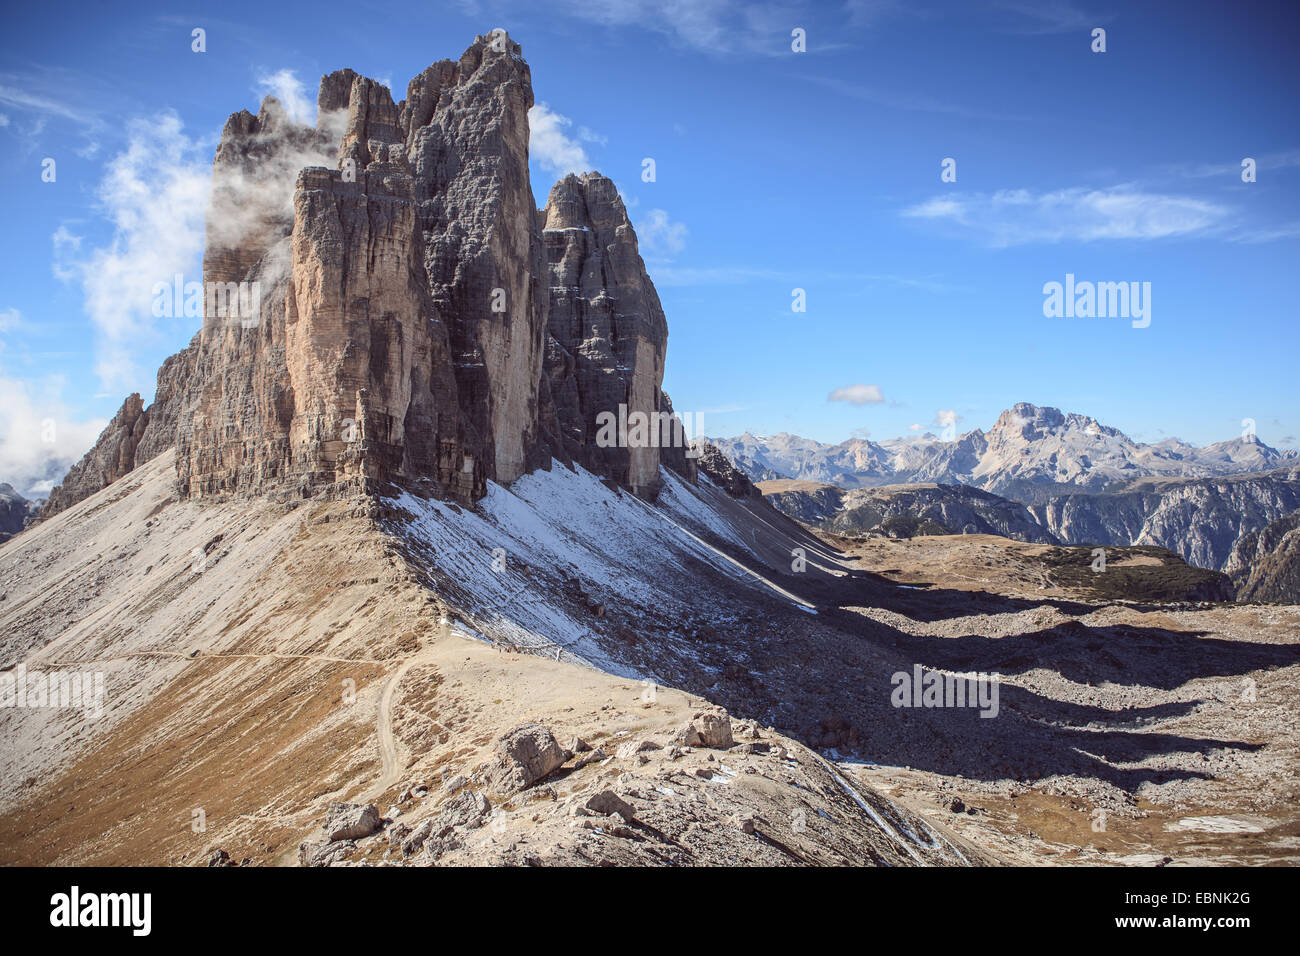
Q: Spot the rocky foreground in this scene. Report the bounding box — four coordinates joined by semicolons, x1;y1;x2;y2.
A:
2;447;1297;867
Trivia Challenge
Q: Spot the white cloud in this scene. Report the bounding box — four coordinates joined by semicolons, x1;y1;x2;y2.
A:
255;69;316;125
57;95;344;394
528;102;592;176
577;125;608;146
934;409;961;426
902;186;1229;246
0;308;19;333
0;373;107;498
636;209;688;258
0;113;9;128
55;112;211;391
828;384;885;405
908;423;924;431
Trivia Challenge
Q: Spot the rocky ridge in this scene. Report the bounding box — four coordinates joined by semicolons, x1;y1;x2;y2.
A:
758;479;1060;543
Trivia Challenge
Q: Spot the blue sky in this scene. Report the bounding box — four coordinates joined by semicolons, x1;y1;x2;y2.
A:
1;0;1297;494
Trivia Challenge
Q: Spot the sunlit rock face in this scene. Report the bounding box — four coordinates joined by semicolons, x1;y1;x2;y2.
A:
44;32;695;517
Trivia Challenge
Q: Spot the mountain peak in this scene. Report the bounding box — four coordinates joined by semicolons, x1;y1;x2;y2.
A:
39;34;692;519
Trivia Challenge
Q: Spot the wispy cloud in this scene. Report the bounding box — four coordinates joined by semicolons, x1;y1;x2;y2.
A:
636;208;688;258
55;112;211;391
540;0;859;56
1163;148;1300;180
0;81;101;126
993;0;1101;35
255;69;316;125
528;102;592;176
902;186;1229;245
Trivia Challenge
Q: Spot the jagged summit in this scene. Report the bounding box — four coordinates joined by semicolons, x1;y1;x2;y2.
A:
41;33;690;520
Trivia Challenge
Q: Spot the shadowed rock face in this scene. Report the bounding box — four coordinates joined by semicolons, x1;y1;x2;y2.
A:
542;172;681;497
0;483;40;543
40;33;693;520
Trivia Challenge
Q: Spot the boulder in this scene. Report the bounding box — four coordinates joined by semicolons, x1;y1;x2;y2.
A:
674;712;733;749
323;802;381;841
490;722;565;792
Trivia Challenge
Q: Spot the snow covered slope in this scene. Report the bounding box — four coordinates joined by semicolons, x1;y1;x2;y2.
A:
390;461;854;681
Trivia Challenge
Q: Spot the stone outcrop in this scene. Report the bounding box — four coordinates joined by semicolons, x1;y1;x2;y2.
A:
541;172;686;497
43;33;693;517
674;711;733;749
175;36;553;503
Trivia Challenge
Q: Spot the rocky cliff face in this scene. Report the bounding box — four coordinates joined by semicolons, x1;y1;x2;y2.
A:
1224;510;1300;602
41;33;690;518
1028;468;1300;571
541;172;681;497
176;35;554;503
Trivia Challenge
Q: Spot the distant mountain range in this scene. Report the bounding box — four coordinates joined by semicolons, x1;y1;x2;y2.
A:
710;402;1297;505
711;404;1300;592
